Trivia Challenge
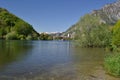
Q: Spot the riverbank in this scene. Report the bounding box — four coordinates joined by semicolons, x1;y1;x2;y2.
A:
88;66;120;80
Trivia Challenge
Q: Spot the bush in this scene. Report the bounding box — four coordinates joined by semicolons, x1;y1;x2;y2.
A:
73;14;112;47
112;20;120;46
75;19;112;47
6;32;18;40
18;35;25;40
26;35;32;40
105;53;120;76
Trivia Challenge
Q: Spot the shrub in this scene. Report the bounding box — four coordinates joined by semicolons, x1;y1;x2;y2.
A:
73;14;112;47
105;53;120;76
18;35;25;40
6;32;18;40
112;20;120;46
26;35;32;40
75;24;112;47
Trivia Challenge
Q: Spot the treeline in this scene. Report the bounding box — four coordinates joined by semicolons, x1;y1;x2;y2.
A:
73;14;120;49
0;8;39;40
39;33;71;40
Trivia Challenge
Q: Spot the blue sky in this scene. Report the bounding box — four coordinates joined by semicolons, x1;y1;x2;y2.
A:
0;0;117;32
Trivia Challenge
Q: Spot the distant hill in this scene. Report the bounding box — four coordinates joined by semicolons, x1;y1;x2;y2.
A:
63;1;120;38
0;8;39;40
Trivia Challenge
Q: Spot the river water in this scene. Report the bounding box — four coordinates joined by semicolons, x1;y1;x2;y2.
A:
0;40;119;80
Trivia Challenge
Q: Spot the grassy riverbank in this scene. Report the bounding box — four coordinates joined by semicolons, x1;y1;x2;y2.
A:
105;51;120;77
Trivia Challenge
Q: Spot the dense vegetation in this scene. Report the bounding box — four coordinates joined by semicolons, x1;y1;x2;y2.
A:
112;20;120;47
104;20;120;77
0;8;39;40
105;52;120;76
70;14;120;76
72;14;112;47
39;33;53;40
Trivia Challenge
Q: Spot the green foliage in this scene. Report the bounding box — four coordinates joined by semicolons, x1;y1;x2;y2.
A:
26;35;32;40
18;35;25;40
105;20;120;76
6;32;18;40
13;20;33;36
39;33;53;40
0;41;33;65
0;27;6;39
112;20;120;46
105;53;120;76
75;14;112;47
0;8;39;40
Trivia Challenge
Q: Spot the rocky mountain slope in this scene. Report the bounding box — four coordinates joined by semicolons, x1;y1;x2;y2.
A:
92;1;120;24
63;1;120;38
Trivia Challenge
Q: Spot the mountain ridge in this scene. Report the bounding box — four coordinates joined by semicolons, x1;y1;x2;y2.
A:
63;0;120;37
91;1;120;24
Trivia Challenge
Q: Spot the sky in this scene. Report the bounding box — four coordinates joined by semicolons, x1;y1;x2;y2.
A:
0;0;117;33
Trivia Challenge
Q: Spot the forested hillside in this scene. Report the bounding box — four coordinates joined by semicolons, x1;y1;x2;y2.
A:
0;8;39;40
63;0;120;47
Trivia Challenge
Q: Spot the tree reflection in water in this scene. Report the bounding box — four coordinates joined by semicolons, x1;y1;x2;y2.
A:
0;40;33;69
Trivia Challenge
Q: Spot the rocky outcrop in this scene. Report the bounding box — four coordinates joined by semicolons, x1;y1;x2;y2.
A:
92;1;120;24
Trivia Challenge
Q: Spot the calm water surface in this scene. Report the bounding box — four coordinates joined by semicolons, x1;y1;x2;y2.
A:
0;40;114;80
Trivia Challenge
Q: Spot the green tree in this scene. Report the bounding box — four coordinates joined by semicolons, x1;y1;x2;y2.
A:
75;14;112;47
6;32;18;40
112;20;120;46
13;20;33;36
0;20;7;39
39;33;52;40
0;8;39;40
0;27;6;39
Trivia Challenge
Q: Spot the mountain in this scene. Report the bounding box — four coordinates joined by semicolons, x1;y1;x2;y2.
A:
91;1;120;24
0;8;39;40
63;1;120;38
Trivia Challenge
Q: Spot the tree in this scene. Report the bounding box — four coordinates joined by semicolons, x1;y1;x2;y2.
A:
0;20;7;39
112;20;120;46
0;8;39;40
13;20;33;37
6;32;18;40
75;14;112;47
39;33;52;40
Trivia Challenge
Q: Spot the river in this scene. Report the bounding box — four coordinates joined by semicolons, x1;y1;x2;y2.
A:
0;40;119;80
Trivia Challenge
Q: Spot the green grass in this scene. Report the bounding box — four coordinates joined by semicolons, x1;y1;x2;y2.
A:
105;52;120;76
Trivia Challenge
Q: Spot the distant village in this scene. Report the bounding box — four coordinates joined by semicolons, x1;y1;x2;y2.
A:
39;32;72;40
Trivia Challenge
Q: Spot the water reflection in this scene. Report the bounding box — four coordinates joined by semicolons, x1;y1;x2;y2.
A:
0;41;75;79
0;40;33;69
0;41;119;80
